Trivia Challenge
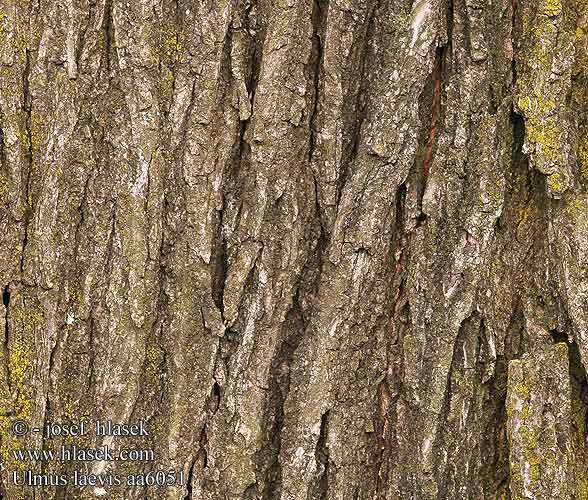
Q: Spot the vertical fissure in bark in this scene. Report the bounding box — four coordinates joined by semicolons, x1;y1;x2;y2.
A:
2;286;9;309
433;312;473;498
567;335;588;494
218;247;262;380
244;0;263;101
182;458;196;500
391;182;407;281
103;0;114;73
424;46;446;182
229;116;250;213
2;285;9;349
308;0;328;164
148;192;172;392
338;0;381;207
412;0;453;219
73;176;91;265
211;380;221;413
482;302;525;496
511;109;526;176
484;371;511;497
313;175;329;252
20;49;34;275
194;378;218;478
374;376;392;498
157;343;168;406
0;121;5;168
510;0;518;88
259;290;307;500
214;0;267;320
195;425;209;470
210;24;235;319
374;181;408;497
417;43;447;221
508;105;537;246
549;329;569;344
308;0;330;239
446;0;454;48
310;410;330;500
47;312;64;382
183;376;221;497
212;203;228;315
73;3;92;72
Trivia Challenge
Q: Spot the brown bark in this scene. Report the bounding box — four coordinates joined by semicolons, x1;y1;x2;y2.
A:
0;0;587;498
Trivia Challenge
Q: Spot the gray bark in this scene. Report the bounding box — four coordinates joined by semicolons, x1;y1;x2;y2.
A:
0;0;587;498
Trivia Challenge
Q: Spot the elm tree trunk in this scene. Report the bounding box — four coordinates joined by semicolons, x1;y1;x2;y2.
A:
1;0;587;498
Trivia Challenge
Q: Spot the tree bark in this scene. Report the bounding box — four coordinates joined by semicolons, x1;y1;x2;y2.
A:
0;0;587;498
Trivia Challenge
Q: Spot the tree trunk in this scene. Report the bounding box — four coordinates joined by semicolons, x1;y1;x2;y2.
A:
0;0;586;498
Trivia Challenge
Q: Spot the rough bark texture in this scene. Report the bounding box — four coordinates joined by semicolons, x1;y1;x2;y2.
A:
0;0;587;498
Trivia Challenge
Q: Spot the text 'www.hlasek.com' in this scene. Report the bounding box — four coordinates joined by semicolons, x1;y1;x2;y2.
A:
4;418;188;494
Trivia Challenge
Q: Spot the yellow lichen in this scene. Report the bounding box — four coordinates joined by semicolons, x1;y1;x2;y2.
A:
8;339;32;388
542;0;562;16
578;132;588;188
145;345;162;375
578;474;588;500
565;196;588;218
0;301;42;475
163;32;183;63
0;173;7;202
161;68;175;98
528;454;542;481
547;172;565;193
514;380;531;399
0;334;34;469
517;200;535;228
62;394;75;419
516;89;564;174
517;93;556;115
11;34;27;56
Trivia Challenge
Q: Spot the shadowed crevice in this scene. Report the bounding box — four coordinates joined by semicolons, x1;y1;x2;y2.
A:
2;285;8;353
373;180;409;498
182;458;196;500
568;337;588;496
2;285;9;309
481;302;525;497
20;49;34;276
337;0;382;208
244;0;265;104
311;410;331;500
0;122;5;168
103;0;114;73
413;42;448;223
308;0;329;165
547;329;588;496
258;291;307;500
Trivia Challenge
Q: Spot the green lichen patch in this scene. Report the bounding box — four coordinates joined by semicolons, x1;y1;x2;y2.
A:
547;172;566;195
163;32;184;64
542;0;562;17
516;94;560;170
506;343;573;498
0;297;44;476
0;173;8;203
579;131;588;189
